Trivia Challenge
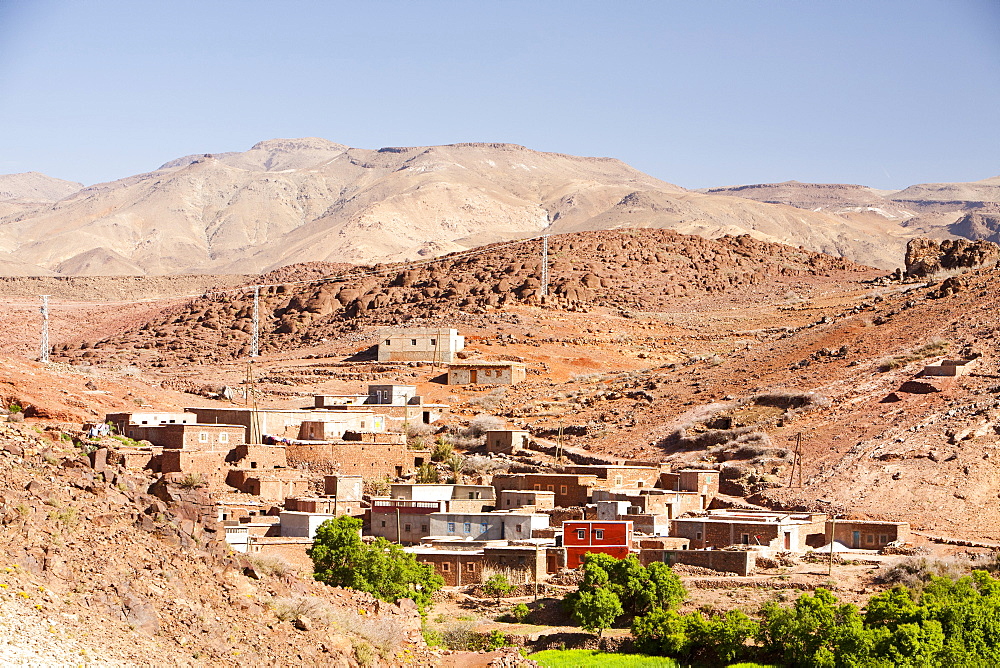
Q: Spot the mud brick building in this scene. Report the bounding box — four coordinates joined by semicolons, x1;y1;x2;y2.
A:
106;411;196;436
659;469;720;506
377;327;464;363
128;423;245;451
485;429;531;455
492;473;599;508
109;446;162;471
285;495;362;517
447;361;526;386
389;483;495;512
368;499;442;545
216;493;267;522
286;432;429;480
186;406;386;440
826;520;910;549
226;469;310;501
562;464;661;489
324;474;363;497
635;537;692;566
410;547;483;586
483;544;548;584
671;510;827;551
593;488;705;521
227;444;287;470
499;490;555;511
279;511;335;539
314;385;449;426
428;511;549;541
563;520;634;569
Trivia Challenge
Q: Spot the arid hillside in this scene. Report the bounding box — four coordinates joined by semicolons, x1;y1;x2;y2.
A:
0;138;905;275
46;228;877;366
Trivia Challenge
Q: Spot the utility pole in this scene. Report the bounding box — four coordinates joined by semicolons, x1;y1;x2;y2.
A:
788;433;803;488
540;235;549;298
39;295;50;363
828;515;836;578
250;285;260;358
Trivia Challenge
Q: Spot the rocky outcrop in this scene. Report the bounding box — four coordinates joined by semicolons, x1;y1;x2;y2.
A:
53;229;878;366
903;238;1000;277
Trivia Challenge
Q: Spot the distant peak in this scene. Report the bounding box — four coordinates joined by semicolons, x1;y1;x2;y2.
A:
248;137;348;152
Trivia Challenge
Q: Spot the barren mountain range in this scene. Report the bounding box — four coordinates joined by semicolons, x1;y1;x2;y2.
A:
7;138;995;276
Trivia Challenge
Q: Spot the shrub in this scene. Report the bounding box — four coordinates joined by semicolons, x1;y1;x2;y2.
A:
246;554;295;577
416;462;440;483
511;602;530;623
178;473;207;489
430;437;453;462
466;414;505;437
484;573;513;604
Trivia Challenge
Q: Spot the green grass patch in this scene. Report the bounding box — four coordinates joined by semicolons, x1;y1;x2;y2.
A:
528;649;680;667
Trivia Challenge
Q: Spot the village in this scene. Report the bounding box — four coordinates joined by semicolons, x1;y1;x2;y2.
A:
90;325;915;589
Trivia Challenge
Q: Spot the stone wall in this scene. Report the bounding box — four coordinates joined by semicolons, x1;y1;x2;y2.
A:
662;549;757;576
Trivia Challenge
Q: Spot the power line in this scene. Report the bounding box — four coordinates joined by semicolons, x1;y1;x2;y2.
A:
39;295;49;363
250;285;260;358
540;235;549;298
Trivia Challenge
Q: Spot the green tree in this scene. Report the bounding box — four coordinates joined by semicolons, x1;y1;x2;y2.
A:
483;573;513;604
573;587;622;638
308;515;444;612
568;553;685;626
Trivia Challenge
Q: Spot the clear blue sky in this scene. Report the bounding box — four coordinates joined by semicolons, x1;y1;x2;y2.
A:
1;0;997;189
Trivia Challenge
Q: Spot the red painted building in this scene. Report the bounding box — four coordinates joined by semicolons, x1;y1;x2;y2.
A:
563;520;634;569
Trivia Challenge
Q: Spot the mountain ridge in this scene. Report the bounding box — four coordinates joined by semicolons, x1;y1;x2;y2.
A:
1;139;996;276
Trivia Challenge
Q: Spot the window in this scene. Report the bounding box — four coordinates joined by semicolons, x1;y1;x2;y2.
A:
594;529;604;540
546;485;554;491
448;522;455;533
442;562;450;572
515;524;522;533
560;485;568;495
219;432;229;444
422;524;428;533
577;529;586;540
198;431;209;443
430;339;436;346
614;475;624;486
411;339;417;345
506;498;511;506
464;522;471;533
480;522;488;534
866;534;875;545
695;531;703;540
878;534;888;544
381;521;386;528
466;562;475;572
637;481;643;488
741;533;750;545
250;462;257;469
385;339;391;345
533;484;541;491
